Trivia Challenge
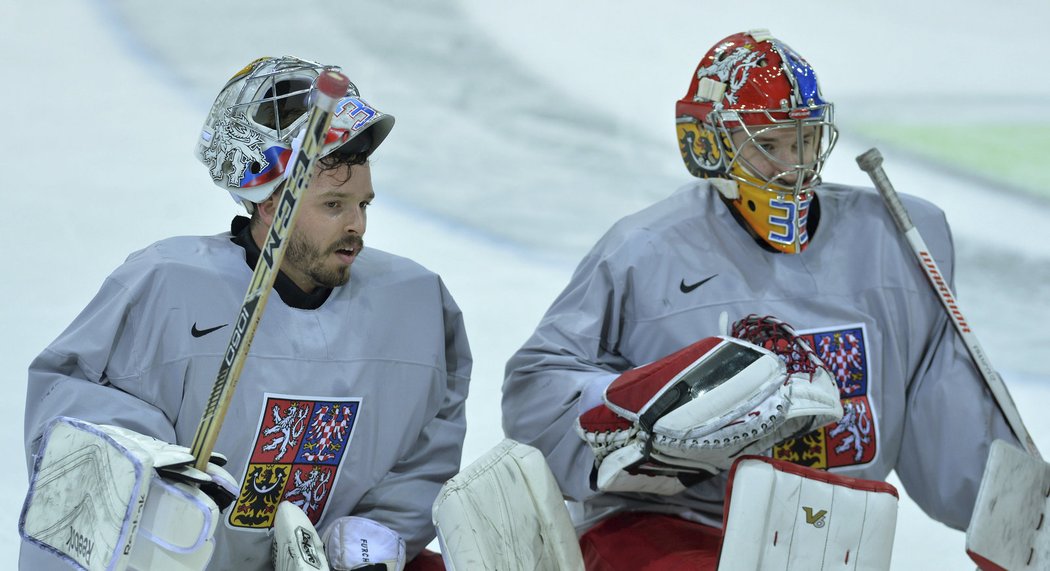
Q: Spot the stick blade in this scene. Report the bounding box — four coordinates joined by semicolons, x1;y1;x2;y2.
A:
966;439;1050;570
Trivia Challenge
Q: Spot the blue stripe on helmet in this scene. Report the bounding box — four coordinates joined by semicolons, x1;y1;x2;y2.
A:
239;145;288;187
775;41;825;110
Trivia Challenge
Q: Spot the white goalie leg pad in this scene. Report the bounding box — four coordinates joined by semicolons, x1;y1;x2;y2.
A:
966;439;1050;570
718;456;898;571
20;417;151;571
272;501;330;571
432;439;584;571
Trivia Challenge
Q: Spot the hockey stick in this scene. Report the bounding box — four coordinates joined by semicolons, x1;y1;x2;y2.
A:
189;71;351;471
857;148;1049;570
855;148;1039;458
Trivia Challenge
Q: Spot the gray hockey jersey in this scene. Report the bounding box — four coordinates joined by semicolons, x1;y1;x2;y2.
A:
503;180;1014;532
23;221;471;569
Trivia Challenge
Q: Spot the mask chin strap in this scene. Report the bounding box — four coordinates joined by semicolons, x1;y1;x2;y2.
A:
710;178;740;200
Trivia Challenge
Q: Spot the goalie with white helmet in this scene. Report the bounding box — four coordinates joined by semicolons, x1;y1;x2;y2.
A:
502;29;1018;570
21;55;464;571
195;55;394;211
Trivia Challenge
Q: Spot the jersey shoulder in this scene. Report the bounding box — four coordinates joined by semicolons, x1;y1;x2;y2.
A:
593;182;715;254
818;183;947;227
352;247;446;291
817;183;953;258
108;233;245;294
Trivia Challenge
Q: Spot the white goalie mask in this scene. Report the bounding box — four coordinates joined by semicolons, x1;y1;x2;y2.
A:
195;56;395;209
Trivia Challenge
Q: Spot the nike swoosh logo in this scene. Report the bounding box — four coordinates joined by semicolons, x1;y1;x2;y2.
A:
679;274;718;293
191;322;229;338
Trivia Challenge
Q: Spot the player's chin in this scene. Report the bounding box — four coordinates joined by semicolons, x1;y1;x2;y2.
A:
333;266;352;287
315;264;351;289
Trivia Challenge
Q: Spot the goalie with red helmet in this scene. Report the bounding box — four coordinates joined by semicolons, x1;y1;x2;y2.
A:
502;29;1019;570
675;29;837;255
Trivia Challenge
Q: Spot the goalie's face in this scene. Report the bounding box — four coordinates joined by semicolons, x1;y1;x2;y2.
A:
255;163;373;292
730;124;822;192
718;123;826;254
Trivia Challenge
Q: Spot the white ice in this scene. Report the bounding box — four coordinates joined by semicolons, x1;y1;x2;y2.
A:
4;1;1049;568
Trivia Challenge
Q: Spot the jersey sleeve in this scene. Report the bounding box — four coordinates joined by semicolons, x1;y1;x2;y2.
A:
23;272;178;471
893;202;1018;530
348;279;471;557
502;240;635;502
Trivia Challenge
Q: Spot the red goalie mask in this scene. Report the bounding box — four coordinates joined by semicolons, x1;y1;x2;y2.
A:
675;30;838;254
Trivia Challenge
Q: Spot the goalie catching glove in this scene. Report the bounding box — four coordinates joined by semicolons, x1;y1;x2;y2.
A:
19;417;237;571
576;315;842;495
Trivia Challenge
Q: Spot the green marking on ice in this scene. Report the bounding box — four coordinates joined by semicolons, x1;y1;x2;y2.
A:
855;124;1050;200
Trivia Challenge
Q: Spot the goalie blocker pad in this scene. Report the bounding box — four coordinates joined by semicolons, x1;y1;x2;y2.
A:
966;439;1050;570
718;456;899;571
432;439;584;570
19;417;219;571
20;417;150;570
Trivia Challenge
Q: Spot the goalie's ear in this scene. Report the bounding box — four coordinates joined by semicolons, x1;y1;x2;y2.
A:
432;439;584;571
718;456;899;571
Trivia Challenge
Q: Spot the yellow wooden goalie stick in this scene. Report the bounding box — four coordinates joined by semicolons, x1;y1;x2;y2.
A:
189;70;351;472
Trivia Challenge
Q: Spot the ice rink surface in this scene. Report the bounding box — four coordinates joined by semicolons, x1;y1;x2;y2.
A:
3;1;1049;567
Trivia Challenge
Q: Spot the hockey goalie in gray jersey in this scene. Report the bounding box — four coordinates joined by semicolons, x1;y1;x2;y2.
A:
19;56;467;571
501;29;1019;570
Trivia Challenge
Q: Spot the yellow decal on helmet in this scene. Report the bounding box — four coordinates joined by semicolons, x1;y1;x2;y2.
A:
677;119;727;179
730;181;812;254
229;56;273;82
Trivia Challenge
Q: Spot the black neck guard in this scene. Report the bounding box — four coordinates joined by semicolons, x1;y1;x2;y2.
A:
230;216;333;310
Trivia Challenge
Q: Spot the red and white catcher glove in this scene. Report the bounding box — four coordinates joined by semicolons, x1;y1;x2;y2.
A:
575;315;843;495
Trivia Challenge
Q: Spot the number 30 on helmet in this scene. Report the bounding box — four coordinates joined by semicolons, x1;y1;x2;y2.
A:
675;30;838;254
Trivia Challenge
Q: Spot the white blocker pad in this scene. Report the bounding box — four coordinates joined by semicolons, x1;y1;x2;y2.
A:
432;439;584;571
966;439;1050;570
718;456;898;571
20;417;152;571
20;417;220;571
